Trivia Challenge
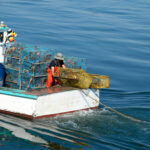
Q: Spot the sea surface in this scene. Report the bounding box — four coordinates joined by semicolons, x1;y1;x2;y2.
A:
0;0;150;149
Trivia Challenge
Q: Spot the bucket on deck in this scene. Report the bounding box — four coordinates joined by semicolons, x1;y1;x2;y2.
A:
0;63;5;87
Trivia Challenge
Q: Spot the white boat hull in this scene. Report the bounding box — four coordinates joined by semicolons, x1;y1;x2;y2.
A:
0;87;100;119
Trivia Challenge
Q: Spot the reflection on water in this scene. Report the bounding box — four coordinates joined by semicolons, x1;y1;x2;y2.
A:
0;121;47;144
0;114;91;149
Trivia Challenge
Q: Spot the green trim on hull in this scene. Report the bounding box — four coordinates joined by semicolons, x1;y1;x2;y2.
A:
0;88;37;100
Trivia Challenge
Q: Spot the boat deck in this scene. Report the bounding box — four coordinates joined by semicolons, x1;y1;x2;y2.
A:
0;86;77;99
24;86;77;96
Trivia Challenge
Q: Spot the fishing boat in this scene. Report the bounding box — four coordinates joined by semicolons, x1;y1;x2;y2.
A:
0;22;109;119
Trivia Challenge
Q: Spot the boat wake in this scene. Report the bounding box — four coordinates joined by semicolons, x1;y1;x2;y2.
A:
0;105;150;149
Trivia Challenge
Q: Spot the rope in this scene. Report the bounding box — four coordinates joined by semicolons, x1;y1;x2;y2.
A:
81;90;150;125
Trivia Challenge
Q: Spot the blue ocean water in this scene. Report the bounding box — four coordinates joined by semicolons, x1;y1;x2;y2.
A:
0;0;150;149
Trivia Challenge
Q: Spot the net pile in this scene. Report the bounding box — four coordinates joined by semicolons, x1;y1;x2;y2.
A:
54;68;109;89
88;74;109;88
55;68;92;89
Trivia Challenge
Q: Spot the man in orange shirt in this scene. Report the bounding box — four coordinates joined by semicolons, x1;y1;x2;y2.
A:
46;53;66;88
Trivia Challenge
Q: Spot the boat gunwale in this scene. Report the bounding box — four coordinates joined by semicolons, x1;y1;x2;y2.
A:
0;89;37;100
0;86;80;99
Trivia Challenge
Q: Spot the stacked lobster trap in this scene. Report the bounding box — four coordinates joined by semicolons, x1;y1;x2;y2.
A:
4;43;55;90
4;43;87;90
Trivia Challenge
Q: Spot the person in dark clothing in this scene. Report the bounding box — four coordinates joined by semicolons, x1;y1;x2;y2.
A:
46;53;66;87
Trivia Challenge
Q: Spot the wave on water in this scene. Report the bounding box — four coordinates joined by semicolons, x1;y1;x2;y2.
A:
0;105;150;149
